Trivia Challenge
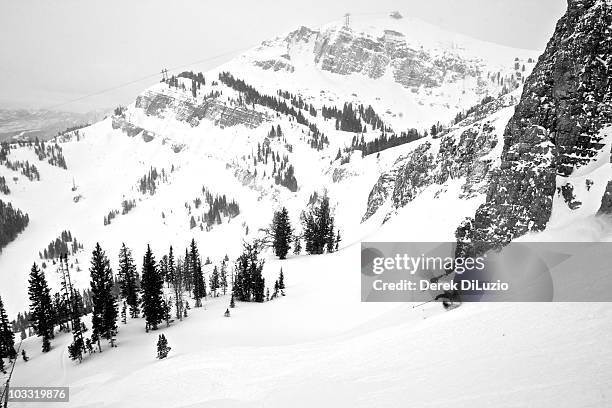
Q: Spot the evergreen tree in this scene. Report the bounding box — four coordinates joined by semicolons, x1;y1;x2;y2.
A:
162;297;172;327
271;207;293;259
335;230;341;251
183;248;193;293
28;263;54;352
220;260;228;295
278;269;285;295
159;255;168;286
118;243;140;318
302;195;335;255
326;217;336;253
229;293;235;308
67;340;83;361
53;292;69;332
190;239;206;307
293;235;302;255
156;334;171;359
233;243;265;302
121;302;127;324
168;246;184;321
58;254;86;362
0;294;16;360
89;243;118;351
141;245;164;331
210;266;220;297
167;246;175;287
273;280;279;299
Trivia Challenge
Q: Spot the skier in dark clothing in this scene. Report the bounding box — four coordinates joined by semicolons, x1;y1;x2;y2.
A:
435;290;461;310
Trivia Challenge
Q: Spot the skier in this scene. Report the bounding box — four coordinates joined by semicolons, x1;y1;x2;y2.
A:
224;308;230;317
434;290;461;310
21;349;29;362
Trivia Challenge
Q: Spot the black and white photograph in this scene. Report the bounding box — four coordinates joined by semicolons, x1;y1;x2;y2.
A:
0;0;611;406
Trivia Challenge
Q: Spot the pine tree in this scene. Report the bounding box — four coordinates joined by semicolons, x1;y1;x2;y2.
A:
326;216;336;253
118;244;140;318
210;266;220;297
159;255;168;286
121;302;127;324
163;297;172;327
229;293;235;308
168;246;183;321
233;243;265;302
271;207;293;259
59;255;86;362
53;292;69;332
89;243;118;351
183;249;191;292
156;334;171;359
293;235;302;254
190;239;206;307
220;260;228;295
167;246;175;287
278;269;285;295
67;340;82;360
28;263;54;352
193;257;205;307
0;294;16;360
273;280;279;299
141;245;164;331
302;195;335;255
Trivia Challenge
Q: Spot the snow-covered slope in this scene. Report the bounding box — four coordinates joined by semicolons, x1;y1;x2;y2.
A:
222;13;539;131
0;12;540;316
7;256;612;407
1;5;611;408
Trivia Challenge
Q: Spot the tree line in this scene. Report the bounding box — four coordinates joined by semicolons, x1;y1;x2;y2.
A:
33;139;68;170
23;236;287;363
267;195;341;260
0;199;29;254
39;230;83;259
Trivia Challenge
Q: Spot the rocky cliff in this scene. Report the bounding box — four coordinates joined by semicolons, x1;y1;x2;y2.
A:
315;27;482;89
456;0;612;256
362;93;513;222
135;89;265;129
252;23;512;94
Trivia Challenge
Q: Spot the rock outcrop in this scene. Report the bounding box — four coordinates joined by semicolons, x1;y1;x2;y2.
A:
135;89;265;129
255;25;485;91
598;180;612;214
362;102;505;222
456;0;612;256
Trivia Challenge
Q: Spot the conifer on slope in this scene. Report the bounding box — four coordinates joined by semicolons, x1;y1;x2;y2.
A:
28;263;55;352
141;245;164;331
271;207;293;259
0;294;16;359
89;243;118;351
118;243;140;318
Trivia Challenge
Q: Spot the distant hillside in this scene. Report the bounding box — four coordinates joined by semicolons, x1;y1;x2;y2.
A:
0;108;104;142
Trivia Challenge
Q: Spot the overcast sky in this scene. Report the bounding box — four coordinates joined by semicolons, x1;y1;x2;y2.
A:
0;0;567;113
